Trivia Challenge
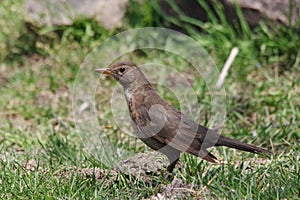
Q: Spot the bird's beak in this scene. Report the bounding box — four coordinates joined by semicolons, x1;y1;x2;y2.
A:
95;68;111;74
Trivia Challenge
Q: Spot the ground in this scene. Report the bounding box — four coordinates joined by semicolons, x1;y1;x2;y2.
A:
0;0;299;199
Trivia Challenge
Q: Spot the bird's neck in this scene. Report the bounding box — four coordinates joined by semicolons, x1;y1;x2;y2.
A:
124;81;153;94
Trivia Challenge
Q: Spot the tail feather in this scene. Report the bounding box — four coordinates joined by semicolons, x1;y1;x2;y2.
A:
187;148;218;163
217;135;271;154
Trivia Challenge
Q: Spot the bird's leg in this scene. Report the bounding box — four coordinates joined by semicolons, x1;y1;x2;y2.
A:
167;158;179;173
160;159;179;182
166;158;179;182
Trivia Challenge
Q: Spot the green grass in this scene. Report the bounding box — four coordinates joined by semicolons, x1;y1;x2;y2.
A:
0;0;299;199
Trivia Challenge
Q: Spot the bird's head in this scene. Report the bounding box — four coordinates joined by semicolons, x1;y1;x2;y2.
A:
95;62;149;90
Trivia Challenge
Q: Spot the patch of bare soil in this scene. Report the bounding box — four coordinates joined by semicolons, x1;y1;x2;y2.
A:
11;152;206;199
147;178;201;200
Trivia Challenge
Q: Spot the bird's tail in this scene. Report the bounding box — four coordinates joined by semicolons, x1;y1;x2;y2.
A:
217;135;271;154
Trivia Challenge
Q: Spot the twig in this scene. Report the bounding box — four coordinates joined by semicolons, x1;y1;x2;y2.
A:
269;138;275;155
51;111;69;129
216;47;239;88
265;106;270;124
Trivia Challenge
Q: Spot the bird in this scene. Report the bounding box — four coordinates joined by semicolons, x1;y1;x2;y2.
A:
95;62;270;173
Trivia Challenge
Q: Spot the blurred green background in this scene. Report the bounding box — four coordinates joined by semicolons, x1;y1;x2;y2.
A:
0;0;299;199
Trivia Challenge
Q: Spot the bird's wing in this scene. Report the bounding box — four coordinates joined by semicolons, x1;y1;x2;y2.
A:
135;96;218;162
162;112;219;162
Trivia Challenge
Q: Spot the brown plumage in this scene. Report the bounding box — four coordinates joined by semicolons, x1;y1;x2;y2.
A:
96;62;270;172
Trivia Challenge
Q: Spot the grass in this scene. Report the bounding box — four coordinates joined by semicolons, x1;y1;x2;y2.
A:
0;0;299;199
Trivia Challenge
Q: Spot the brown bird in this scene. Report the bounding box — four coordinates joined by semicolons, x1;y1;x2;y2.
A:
96;62;270;173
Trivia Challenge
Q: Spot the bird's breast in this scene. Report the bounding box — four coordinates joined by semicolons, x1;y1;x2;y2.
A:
124;90;144;125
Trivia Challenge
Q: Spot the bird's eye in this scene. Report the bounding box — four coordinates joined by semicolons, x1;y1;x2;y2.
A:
119;67;126;73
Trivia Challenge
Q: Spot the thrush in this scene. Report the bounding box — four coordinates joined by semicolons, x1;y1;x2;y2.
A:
96;62;270;173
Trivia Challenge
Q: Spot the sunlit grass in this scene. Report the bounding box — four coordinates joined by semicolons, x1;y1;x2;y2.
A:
0;0;299;199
